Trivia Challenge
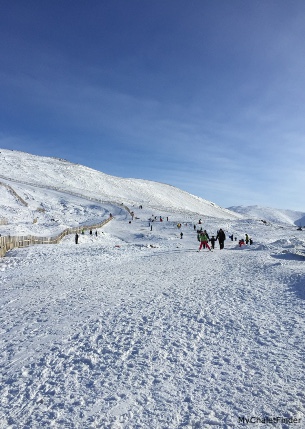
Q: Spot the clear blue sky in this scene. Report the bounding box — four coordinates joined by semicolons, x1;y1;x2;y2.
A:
1;0;305;211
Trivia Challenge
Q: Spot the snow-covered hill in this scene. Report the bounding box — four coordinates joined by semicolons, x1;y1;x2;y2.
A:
1;149;305;428
0;149;240;220
228;205;305;227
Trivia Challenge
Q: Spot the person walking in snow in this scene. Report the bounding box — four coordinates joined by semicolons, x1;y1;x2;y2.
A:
75;233;79;244
245;234;249;244
180;232;183;239
210;235;216;249
216;228;226;249
198;232;211;251
202;230;209;248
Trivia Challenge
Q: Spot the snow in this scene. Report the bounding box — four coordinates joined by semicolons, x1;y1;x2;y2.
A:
228;205;305;227
0;149;241;220
1;149;305;428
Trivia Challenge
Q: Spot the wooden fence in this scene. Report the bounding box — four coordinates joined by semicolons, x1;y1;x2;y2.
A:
0;174;134;258
0;181;28;206
0;216;113;258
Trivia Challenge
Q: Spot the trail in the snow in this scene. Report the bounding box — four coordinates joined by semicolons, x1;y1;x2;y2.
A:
1;226;304;429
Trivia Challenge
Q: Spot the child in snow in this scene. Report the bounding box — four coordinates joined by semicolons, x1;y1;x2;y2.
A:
239;239;245;247
210;235;216;249
203;230;209;248
198;232;211;251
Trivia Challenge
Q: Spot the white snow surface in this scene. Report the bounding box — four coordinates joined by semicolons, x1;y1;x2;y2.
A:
0;149;240;220
228;205;305;227
1;149;305;428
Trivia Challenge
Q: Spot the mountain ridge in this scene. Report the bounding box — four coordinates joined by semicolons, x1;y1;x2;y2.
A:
0;148;240;219
1;148;304;226
228;204;305;227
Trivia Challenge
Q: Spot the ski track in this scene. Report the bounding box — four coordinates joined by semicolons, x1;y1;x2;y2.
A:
1;215;305;428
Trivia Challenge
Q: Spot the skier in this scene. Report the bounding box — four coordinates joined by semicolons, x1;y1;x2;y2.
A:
245;234;249;244
216;228;226;249
198;232;211;251
75;233;79;244
180;232;183;239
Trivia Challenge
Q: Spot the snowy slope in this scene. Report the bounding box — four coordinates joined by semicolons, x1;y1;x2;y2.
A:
0;149;240;220
1;149;305;428
0;181;121;237
1;207;305;428
228;205;305;226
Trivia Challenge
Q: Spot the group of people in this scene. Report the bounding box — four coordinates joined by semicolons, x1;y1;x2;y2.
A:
197;227;255;251
239;234;253;247
197;228;226;251
75;229;98;244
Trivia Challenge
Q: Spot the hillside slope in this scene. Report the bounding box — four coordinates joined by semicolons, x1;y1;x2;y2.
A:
228;205;305;226
0;149;240;219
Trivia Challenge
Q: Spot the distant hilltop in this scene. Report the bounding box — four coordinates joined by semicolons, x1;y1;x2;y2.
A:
228;205;305;227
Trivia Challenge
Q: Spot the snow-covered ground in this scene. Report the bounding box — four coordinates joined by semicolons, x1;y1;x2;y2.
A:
1;149;305;428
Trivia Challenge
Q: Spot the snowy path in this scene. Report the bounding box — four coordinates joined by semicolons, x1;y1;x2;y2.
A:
1;215;305;428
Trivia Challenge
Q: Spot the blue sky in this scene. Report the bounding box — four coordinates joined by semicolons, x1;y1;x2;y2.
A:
1;0;305;211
